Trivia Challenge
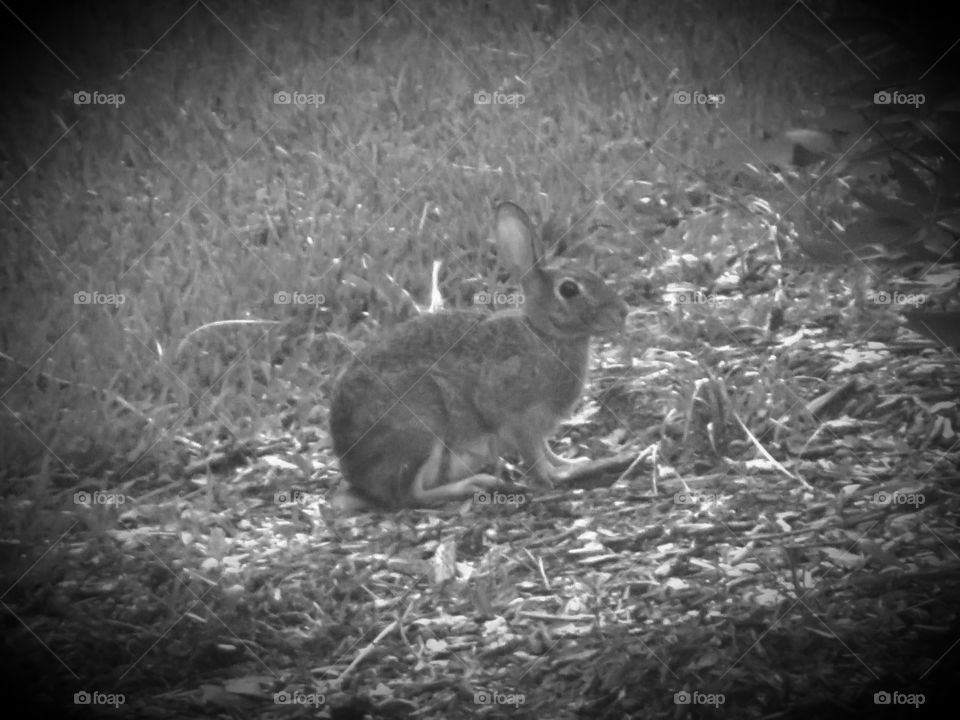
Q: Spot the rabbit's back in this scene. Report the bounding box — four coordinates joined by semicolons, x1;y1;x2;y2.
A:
331;309;591;442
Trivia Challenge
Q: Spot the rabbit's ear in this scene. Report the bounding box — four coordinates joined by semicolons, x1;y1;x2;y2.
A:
495;202;541;276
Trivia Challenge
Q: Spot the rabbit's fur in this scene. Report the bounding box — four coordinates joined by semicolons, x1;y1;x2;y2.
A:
329;201;627;508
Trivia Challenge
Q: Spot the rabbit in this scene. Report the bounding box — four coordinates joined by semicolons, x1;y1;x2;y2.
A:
329;201;627;509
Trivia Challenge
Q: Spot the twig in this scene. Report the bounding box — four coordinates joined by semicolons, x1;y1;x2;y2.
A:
338;619;398;682
733;412;814;490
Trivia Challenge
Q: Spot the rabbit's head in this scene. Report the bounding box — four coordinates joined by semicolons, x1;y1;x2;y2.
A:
494;201;627;340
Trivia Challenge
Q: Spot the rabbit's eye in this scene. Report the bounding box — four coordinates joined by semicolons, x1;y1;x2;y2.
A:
557;279;581;299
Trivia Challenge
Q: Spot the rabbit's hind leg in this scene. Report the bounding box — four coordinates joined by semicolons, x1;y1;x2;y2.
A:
410;436;501;505
335;420;436;509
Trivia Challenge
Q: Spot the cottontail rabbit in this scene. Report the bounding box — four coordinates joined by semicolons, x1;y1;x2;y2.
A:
329;201;627;508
